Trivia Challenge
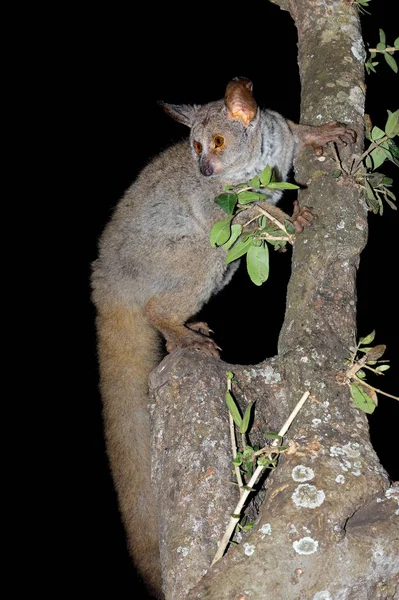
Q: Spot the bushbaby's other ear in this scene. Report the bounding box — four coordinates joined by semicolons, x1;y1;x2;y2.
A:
225;77;257;126
159;102;199;128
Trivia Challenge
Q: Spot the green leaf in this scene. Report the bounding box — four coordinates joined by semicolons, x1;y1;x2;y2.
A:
356;370;366;379
225;237;253;264
359;330;375;345
238;191;265;204
259;164;272;186
387;138;399;157
225;390;242;428
379;29;386;45
222;224;242;250
284;219;297;235
376;364;390;372
385;110;399;137
371;126;385;141
330;170;342;178
210;217;232;247
376;42;386;52
215;192;238;215
239;402;254;435
385;53;398;73
241;521;255;532
266;181;300;190
349;382;377;414
264;432;282;440
249;175;260;189
246;242;269;286
364;180;379;212
384;196;397;210
370;146;389;170
365;155;373;169
232;457;242;466
395;37;399;49
382;176;393;186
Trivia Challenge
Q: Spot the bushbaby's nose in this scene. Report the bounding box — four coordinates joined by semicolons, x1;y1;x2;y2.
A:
200;161;214;177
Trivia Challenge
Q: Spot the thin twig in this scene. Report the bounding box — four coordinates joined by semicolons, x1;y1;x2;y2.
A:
368;47;397;53
352;376;399;401
211;390;310;566
256;206;291;235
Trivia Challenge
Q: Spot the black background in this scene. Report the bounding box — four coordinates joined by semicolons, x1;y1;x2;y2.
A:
80;3;398;596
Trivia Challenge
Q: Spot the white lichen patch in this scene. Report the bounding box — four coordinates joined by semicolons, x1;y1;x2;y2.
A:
342;442;361;458
330;445;345;457
312;418;322;426
292;484;325;509
386;486;399;500
289;524;298;535
260;365;281;385
243;542;256;556
292;465;315;482
351;38;366;62
293;537;319;555
259;523;272;537
313;592;333;600
177;546;189;557
335;474;345;484
336;220;345;230
300;356;309;363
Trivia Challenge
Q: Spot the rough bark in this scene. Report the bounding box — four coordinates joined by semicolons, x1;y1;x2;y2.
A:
149;1;399;598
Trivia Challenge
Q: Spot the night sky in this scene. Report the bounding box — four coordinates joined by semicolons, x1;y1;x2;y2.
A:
80;3;398;595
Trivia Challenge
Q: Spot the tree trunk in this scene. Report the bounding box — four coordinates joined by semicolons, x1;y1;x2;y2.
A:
149;1;399;598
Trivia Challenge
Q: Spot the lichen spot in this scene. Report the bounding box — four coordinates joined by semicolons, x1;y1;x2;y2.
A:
292;484;325;509
291;483;326;508
335;474;345;484
351;39;366;62
259;523;272;537
342;442;361;458
177;546;189;557
260;365;281;385
293;537;319;555
292;465;315;482
313;592;333;600
243;542;256;556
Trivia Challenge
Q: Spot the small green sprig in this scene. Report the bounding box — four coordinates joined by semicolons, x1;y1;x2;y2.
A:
331;110;398;215
337;331;398;414
353;0;372;17
210;165;299;286
365;29;399;74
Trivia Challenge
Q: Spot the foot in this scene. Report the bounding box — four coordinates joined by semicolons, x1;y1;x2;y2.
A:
166;326;221;357
291;201;314;233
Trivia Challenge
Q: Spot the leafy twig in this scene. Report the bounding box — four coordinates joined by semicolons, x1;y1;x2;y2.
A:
211;390;310;566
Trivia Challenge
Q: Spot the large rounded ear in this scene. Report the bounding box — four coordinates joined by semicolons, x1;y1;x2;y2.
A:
225;77;257;125
159;102;199;128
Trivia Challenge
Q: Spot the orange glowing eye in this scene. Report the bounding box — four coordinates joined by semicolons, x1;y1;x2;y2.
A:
193;141;202;155
214;135;225;149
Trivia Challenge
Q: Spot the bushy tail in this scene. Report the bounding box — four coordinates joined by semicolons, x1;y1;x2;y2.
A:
96;300;163;597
